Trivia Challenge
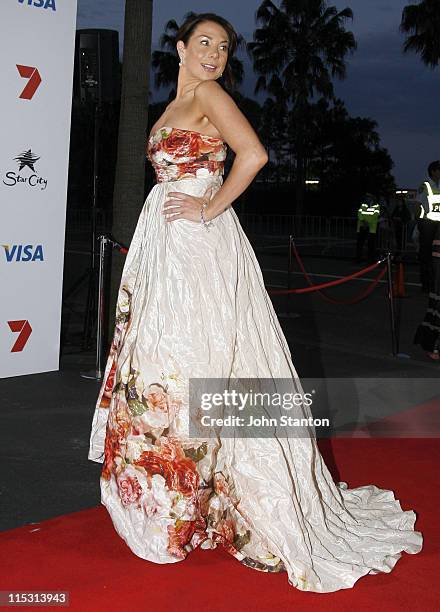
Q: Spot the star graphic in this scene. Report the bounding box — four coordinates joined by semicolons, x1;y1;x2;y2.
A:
14;149;40;172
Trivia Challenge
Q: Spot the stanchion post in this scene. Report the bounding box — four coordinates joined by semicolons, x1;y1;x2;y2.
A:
386;252;398;356
96;234;108;379
80;234;108;381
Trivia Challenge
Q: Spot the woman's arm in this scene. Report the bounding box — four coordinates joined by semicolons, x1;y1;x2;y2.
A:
193;80;268;220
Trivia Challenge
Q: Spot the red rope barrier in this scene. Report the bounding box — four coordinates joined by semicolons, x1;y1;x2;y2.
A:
301;265;386;305
268;239;386;303
291;240;386;304
108;237;128;255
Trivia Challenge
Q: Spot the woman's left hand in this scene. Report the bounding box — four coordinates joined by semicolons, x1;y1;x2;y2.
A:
162;186;213;223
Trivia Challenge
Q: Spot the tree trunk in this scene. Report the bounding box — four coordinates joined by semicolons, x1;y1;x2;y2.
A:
295;111;305;217
107;0;153;341
293;92;310;216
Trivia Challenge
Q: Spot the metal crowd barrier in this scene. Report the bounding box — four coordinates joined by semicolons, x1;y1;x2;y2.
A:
237;213;419;260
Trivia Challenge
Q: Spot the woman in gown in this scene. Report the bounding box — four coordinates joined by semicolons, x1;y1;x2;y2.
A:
88;13;422;593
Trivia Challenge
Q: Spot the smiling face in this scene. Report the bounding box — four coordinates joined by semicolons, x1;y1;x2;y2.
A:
177;20;230;81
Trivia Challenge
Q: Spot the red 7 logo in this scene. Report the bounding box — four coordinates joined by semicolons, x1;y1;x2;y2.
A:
16;65;42;100
8;320;33;352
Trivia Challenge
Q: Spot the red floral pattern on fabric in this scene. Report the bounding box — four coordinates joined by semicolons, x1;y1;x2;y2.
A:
134;447;199;498
99;364;273;564
147;126;227;183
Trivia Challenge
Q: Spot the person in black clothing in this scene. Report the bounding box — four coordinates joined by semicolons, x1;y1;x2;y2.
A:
414;236;440;360
414;161;440;360
417;160;440;293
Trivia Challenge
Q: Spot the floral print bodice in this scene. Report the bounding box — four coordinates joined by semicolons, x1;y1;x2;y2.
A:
147;126;227;183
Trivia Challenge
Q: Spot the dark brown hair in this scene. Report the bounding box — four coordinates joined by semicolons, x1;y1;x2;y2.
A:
175;13;239;91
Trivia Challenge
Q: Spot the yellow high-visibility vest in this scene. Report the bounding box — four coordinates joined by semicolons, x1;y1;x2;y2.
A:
419;182;440;221
357;202;380;233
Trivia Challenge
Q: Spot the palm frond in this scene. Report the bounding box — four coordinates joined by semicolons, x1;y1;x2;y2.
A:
400;0;440;67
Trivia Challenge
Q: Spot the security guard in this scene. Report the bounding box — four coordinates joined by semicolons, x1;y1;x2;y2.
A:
416;160;440;292
414;161;440;359
356;193;381;263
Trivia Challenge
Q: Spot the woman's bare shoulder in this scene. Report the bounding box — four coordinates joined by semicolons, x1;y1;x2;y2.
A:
194;81;266;158
194;79;230;102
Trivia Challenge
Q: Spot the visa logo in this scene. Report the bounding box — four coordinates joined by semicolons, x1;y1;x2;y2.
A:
18;0;56;10
3;244;44;262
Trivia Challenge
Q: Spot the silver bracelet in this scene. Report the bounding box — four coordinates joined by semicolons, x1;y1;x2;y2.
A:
200;198;214;231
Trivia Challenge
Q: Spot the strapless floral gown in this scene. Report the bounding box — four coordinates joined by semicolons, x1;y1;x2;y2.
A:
88;126;422;592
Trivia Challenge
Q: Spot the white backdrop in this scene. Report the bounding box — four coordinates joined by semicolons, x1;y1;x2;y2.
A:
0;0;77;378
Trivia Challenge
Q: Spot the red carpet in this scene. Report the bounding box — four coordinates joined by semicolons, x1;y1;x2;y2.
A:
0;439;438;611
335;398;440;438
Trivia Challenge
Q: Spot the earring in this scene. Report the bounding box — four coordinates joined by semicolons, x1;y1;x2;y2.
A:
179;55;184;66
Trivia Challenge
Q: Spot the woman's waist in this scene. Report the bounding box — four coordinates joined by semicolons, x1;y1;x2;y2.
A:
153;160;224;183
152;173;223;193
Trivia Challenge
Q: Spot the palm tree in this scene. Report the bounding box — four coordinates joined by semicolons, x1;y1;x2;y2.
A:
151;12;245;100
400;0;440;67
254;75;289;183
247;0;356;213
307;99;395;210
151;17;181;100
108;0;153;337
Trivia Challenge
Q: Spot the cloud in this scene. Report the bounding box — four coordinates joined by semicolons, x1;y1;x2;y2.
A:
334;29;440;184
77;0;124;23
76;0;125;54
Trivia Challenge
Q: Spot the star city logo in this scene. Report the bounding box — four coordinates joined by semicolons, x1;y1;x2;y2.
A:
16;65;42;100
8;320;33;353
2;149;48;190
18;0;56;11
14;150;40;172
